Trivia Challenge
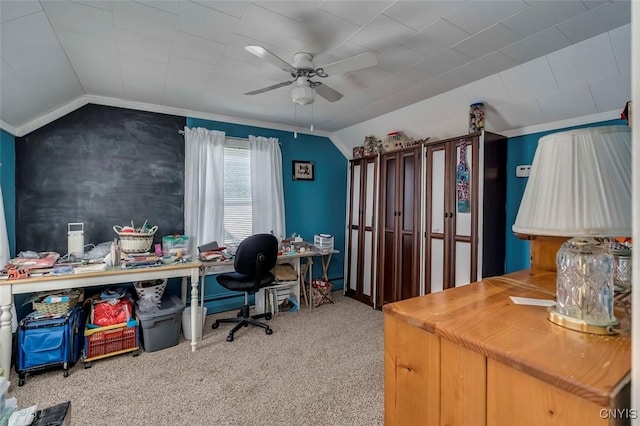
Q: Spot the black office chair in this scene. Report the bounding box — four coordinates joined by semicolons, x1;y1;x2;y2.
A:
212;233;279;342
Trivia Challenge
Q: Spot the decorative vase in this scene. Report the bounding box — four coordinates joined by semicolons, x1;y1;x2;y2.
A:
456;139;470;213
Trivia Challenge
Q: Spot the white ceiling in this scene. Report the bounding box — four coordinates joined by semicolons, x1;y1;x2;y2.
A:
0;1;632;137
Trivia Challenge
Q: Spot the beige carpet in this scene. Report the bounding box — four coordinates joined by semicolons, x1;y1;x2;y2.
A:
7;292;384;425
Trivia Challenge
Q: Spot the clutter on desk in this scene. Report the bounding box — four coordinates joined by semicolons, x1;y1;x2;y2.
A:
8;252;60;269
121;254;162;269
73;263;108;274
279;233;313;254
162;234;191;257
113;223;158;254
314;234;334;253
198;240;232;261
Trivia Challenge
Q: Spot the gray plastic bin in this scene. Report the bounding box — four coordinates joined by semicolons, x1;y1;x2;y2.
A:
136;295;185;352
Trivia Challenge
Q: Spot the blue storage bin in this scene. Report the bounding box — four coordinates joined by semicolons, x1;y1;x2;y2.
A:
16;304;85;386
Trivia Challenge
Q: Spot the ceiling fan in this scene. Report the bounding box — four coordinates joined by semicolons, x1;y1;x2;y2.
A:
244;45;377;106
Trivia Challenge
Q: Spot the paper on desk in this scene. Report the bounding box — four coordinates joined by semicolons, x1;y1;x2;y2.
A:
510;296;555;307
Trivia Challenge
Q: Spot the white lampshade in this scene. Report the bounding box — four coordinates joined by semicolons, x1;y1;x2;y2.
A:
512;126;632;237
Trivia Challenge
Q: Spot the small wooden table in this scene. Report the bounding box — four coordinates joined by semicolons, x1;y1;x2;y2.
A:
383;269;631;425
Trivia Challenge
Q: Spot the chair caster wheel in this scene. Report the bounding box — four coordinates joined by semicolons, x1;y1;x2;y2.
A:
212;322;219;329
265;328;273;335
265;314;272;321
18;379;25;387
63;370;69;378
226;334;234;342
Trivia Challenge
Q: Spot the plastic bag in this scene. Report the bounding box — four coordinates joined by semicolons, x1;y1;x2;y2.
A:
92;299;133;326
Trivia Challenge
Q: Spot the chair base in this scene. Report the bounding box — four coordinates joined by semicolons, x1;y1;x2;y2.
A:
212;303;273;342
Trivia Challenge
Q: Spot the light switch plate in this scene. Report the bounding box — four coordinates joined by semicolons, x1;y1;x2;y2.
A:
516;165;531;177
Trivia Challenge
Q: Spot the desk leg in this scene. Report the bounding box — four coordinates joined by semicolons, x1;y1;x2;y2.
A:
300;259;310;308
308;258;313;312
320;253;333;280
0;286;12;379
190;269;200;352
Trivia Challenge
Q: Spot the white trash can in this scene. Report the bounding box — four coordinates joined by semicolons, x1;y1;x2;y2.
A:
182;306;207;340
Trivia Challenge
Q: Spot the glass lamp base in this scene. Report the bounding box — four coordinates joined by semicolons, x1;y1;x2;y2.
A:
547;307;618;335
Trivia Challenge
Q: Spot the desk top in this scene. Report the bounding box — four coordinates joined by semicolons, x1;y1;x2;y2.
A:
199;249;339;269
382;269;631;407
2;261;202;294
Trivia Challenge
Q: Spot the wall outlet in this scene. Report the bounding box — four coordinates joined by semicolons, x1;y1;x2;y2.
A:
516;165;531;178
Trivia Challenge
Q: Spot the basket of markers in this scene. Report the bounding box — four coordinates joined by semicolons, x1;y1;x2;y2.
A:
113;224;158;254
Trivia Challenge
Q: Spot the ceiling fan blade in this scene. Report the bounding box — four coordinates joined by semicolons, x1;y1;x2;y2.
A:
314;82;343;102
317;52;377;77
244;80;294;96
244;45;296;74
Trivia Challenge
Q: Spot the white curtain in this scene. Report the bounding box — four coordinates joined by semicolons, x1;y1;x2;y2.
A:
0;187;16;332
184;127;225;248
249;135;286;239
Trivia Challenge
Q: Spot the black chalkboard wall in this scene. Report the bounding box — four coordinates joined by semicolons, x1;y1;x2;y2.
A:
15;104;186;255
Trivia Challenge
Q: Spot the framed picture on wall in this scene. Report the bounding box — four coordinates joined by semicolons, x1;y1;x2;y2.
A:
292;160;314;181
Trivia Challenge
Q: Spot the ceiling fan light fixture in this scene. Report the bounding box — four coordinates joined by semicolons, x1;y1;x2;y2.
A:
291;85;315;105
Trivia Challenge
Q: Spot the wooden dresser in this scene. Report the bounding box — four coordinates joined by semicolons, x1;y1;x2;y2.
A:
383;270;631;425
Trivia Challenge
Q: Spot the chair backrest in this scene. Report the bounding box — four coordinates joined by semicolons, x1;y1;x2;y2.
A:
233;234;279;277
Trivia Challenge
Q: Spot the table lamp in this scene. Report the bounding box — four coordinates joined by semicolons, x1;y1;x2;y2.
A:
512;126;632;334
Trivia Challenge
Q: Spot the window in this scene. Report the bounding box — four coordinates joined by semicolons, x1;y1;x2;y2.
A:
223;140;252;244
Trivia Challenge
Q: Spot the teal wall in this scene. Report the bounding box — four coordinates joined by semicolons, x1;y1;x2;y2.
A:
2;111;627;316
0;129;16;257
504;119;627;273
186;118;347;313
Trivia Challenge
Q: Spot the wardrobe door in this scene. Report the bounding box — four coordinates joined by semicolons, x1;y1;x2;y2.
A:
347;160;362;296
398;148;421;300
379;153;397;305
361;157;377;303
347;157;378;306
377;147;421;306
451;138;478;287
425;143;449;294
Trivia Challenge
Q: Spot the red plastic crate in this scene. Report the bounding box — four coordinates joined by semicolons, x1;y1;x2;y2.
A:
83;320;139;362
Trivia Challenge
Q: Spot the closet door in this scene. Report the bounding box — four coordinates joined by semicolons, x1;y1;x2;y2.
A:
398;148;421;300
425;137;479;292
346;157;377;306
346;160;362;296
361;157;377;304
451;137;478;288
377;146;421;306
379;153;397;305
425;142;450;294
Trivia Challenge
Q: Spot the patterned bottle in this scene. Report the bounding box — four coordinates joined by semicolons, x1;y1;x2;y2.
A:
456;139;470;213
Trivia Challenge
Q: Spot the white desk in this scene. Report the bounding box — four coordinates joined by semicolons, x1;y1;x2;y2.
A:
0;261;201;380
200;249;338;311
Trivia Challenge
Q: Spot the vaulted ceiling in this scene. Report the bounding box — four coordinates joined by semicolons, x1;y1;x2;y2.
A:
0;1;631;137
